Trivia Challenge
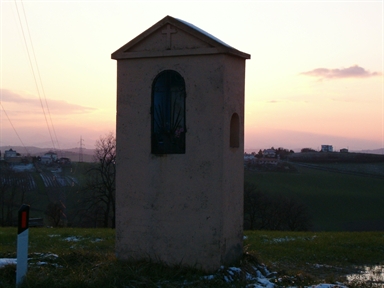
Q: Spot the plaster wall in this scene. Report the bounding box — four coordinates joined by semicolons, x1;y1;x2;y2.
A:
116;53;245;271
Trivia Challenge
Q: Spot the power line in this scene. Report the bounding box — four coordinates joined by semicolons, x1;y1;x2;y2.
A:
13;0;60;151
19;0;61;152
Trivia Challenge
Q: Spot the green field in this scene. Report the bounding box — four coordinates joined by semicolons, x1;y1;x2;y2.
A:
1;228;383;287
245;165;384;231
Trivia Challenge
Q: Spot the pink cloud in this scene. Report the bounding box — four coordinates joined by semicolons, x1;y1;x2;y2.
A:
301;65;381;79
1;89;96;114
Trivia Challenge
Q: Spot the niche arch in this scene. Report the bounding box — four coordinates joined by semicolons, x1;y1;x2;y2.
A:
151;70;186;154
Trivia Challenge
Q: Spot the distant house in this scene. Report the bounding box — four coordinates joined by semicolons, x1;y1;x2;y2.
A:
41;151;58;164
244;153;256;167
4;148;22;164
321;145;333;152
59;157;71;165
263;149;276;158
340;148;349;153
244;154;255;161
4;148;18;159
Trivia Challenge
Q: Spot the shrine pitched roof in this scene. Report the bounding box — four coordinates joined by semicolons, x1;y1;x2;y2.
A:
111;15;250;60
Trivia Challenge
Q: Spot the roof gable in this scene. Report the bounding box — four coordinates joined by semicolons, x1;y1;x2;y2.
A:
111;16;250;60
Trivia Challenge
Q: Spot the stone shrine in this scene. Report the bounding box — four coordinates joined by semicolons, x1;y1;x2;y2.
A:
112;15;250;271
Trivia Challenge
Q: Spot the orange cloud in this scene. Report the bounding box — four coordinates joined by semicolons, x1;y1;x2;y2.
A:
301;65;381;79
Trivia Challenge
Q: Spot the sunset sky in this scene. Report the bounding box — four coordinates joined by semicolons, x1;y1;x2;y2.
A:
1;0;383;152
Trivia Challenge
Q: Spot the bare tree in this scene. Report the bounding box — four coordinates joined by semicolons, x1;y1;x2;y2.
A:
45;201;66;227
244;183;263;230
82;132;116;228
279;195;312;231
0;166;15;226
0;166;33;226
244;182;312;231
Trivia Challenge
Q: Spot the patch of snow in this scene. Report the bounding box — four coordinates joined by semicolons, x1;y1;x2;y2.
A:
271;237;296;243
312;263;335;269
309;284;348;288
176;17;233;48
262;235;317;243
245;272;254;280
48;234;60;237
36;261;48;266
91;238;103;243
229;266;242;273
0;258;16;268
33;260;62;268
198;263;352;288
203;275;215;280
38;253;58;259
63;236;81;242
256;270;263;278
28;252;62;268
346;265;384;286
31;252;58;258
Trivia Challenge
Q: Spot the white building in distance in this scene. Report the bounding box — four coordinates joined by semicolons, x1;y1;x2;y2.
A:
321;145;333;152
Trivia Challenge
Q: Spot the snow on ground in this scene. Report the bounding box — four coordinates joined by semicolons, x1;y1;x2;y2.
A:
63;236;82;242
0;253;62;270
31;252;58;258
0;258;17;268
260;235;317;243
204;265;348;288
61;236;103;243
0;255;349;287
1;238;380;287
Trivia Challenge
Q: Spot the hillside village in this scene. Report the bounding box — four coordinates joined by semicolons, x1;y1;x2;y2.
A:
0;148;79;226
1;148;71;167
243;145;335;170
2;144;383;173
1;144;383;228
0;147;79;186
0;145;114;228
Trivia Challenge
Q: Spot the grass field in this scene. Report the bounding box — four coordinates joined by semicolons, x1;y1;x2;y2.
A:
308;162;384;177
246;230;384;286
245;165;384;231
1;228;383;287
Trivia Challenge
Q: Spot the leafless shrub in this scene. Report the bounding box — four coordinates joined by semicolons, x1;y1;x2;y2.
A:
244;183;312;231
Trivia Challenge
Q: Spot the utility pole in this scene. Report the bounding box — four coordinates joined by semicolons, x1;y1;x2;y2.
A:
79;136;84;162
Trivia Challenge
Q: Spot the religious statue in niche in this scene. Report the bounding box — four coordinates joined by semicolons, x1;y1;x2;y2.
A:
152;70;186;154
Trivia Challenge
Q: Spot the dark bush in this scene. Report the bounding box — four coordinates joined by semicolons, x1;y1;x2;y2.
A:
244;183;312;231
